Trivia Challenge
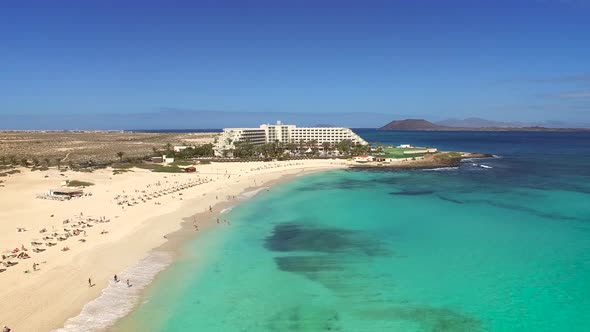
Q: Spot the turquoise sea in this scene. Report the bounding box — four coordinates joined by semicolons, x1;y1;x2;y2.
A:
113;131;590;332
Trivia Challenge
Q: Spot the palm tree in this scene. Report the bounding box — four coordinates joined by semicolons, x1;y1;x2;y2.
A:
286;142;297;155
298;139;306;154
337;140;352;156
21;158;28;167
116;151;125;162
164;143;174;156
0;156;6;165
10;156;18;166
43;158;50;166
322;142;331;156
307;140;319;156
55;158;62;170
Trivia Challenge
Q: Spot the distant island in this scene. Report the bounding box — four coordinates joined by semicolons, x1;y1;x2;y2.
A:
379;119;590;132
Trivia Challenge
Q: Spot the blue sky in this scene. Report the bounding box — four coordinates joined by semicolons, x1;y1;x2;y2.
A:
1;0;589;129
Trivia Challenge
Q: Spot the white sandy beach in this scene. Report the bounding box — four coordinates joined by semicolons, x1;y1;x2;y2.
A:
0;160;348;331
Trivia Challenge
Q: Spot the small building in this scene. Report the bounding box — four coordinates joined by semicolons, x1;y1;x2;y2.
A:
184;166;196;173
151;156;164;163
398;144;412;148
48;188;84;199
353;155;374;163
162;155;175;164
174;146;190;152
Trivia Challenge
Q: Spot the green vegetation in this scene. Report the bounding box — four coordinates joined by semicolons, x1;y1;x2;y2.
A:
373;146;430;159
113;169;133;175
67;180;94;187
31;166;50;172
434;152;462;161
152;165;184;173
171;160;192;167
112;161;184;173
0;169;23;176
229;139;370;159
151;143;214;160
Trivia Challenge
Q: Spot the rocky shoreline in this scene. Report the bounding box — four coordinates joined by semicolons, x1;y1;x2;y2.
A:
350;152;493;170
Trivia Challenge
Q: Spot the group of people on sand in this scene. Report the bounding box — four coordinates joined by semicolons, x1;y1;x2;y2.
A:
88;275;132;288
1;213;112;275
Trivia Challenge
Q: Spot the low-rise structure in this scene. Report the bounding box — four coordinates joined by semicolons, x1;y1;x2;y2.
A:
48;188;84;199
353;155;374;163
403;148;438;155
174;146;190;152
163;155;175;164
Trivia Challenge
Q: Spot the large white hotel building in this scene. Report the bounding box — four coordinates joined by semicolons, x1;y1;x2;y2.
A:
214;121;367;156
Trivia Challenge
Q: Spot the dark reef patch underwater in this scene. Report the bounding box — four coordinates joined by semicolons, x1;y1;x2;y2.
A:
264;222;387;256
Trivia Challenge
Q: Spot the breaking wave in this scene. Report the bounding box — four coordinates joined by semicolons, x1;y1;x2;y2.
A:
53;251;172;332
422;167;460;171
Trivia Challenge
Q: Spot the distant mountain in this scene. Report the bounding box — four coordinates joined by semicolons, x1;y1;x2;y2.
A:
436;117;571;128
379;118;590;131
379;119;448;130
436;117;514;128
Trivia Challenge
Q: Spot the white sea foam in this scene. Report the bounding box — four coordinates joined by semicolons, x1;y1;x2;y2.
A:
53;251;172;332
479;164;493;169
220;207;233;214
422;167;460;171
239;187;268;200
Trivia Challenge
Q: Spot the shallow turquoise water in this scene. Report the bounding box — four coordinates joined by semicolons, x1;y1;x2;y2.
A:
114;163;590;331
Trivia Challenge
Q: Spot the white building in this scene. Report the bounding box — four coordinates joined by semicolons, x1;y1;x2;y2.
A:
173;146;190;152
162;155;175;164
215;121;367;157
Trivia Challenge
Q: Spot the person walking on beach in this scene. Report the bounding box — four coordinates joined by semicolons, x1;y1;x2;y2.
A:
126;279;131;287
114;274;119;282
88;278;92;287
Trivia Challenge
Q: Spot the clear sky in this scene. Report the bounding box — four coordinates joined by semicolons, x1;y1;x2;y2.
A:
1;0;589;129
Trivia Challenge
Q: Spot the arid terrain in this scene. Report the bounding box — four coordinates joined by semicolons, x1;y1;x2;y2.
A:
0;131;218;163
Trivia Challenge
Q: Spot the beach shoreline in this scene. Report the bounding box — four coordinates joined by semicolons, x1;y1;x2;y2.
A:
0;160;347;332
105;170;328;332
0;151;489;331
